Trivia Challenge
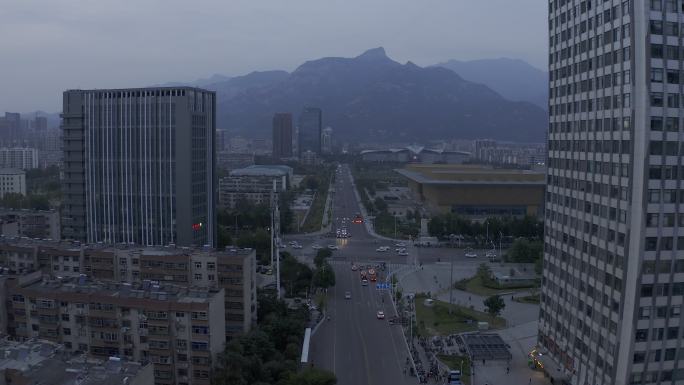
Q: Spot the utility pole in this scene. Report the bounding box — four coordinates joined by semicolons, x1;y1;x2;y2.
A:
273;180;282;299
449;251;454;314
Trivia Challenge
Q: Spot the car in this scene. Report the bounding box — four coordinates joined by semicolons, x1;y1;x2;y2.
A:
485;251;497;258
292;244;303;249
311;244;322;250
398;251;409;256
395;247;406;253
327;245;338;250
344;291;351;299
376;311;385;319
266;268;273;275
288;241;297;245
465;249;478;258
394;242;406;247
351;264;358;271
361;279;369;286
376;246;389;252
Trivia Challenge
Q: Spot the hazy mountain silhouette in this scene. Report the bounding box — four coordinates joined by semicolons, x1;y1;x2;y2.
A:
210;48;546;142
434;58;548;108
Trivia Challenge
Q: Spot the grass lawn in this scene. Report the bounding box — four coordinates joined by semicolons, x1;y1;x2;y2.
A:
414;294;505;336
456;275;537;297
302;188;327;233
513;293;540;304
437;354;471;385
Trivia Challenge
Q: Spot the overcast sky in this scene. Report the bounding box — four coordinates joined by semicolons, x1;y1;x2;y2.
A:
0;0;547;113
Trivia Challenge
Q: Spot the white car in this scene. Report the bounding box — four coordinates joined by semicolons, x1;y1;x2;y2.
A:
344;291;351;299
395;242;406;247
376;311;385;319
292;244;303;249
311;244;322;250
361;279;369;286
398;251;409;256
465;249;478;258
485;251;497;258
327;245;338;250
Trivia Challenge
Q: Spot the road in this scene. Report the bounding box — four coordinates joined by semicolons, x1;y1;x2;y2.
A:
302;165;417;385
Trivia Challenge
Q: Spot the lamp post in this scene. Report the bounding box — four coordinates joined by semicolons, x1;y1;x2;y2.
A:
394;214;397;239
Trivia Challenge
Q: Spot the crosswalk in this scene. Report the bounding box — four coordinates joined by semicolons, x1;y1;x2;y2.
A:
329;259;409;272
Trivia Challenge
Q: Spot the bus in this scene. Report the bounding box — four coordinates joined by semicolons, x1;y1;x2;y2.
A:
368;268;377;282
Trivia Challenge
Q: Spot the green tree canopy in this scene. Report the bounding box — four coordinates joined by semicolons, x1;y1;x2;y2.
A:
484;295;506;316
287;368;337;385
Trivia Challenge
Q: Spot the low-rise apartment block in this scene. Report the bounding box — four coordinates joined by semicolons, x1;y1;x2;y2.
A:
0;238;256;338
7;271;225;385
0;209;60;240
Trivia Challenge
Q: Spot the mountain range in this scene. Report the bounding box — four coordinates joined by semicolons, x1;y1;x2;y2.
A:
23;49;548;143
433;58;548;108
201;48;547;143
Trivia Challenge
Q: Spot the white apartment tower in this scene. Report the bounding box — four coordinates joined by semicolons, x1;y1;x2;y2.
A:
542;1;684;384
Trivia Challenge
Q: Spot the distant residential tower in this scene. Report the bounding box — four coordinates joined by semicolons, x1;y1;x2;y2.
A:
298;107;322;157
272;112;293;159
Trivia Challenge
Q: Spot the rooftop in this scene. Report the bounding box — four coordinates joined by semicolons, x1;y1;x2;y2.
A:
0;338;151;385
229;164;293;177
360;146;470;156
395;164;545;186
0;235;253;257
0;168;25;175
17;274;220;304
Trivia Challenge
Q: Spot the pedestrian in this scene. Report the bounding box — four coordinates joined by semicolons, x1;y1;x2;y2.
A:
529;378;532;384
507;366;510;374
482;358;486;365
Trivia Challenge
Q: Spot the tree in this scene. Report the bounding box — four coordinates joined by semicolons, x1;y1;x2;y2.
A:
373;196;388;213
313;262;336;289
484;295;506;316
287;368;337;385
507;238;543;263
313;248;332;268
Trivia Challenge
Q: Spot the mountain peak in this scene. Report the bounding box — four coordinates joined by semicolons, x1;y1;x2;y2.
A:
356;47;388;60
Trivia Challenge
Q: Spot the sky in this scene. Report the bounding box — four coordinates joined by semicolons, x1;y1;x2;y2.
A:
0;0;547;113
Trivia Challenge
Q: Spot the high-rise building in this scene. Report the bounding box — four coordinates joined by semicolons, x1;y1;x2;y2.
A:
2;113;20;145
321;126;333;154
539;2;684;384
33;116;48;131
298;107;322;157
61;87;216;247
272;113;293;159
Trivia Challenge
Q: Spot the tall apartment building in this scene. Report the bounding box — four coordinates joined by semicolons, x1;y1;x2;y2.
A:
321;126;333;154
0;239;257;339
61;87;216;247
298;107;322;157
541;1;684;384
272;113;293;159
7;272;225;385
33;116;48;131
0;147;38;169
